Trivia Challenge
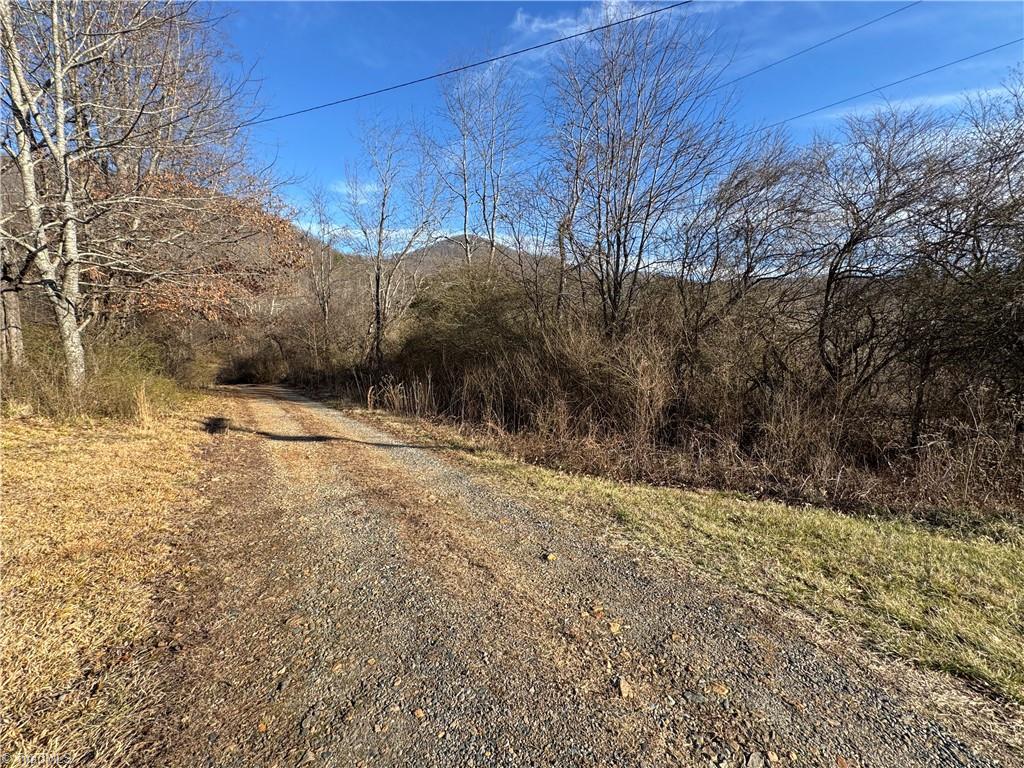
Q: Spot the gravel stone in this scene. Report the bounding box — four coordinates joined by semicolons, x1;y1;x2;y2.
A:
150;385;1022;768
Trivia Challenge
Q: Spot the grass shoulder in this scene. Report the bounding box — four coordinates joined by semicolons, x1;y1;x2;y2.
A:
0;394;213;763
343;405;1024;705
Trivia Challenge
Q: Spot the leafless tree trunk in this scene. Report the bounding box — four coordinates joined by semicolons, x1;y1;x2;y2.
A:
343;122;439;373
0;242;25;370
302;184;338;372
803;110;940;407
674;136;808;347
436;61;524;270
0;0;86;386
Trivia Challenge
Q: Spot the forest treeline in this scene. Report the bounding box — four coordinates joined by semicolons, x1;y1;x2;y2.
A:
232;15;1023;527
3;6;1022;526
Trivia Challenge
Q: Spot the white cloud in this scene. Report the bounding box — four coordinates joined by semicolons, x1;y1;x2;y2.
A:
815;86;1006;122
503;0;735;81
510;0;734;38
330;179;381;205
510;0;719;40
505;1;659;81
509;6;585;38
510;1;631;38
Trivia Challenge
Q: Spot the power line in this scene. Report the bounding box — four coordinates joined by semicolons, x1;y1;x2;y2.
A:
240;1;693;128
509;37;1024;177
753;37;1024;134
238;1;1020;151
713;0;922;91
240;0;932;131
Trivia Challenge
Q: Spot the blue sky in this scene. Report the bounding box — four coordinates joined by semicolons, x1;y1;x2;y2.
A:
217;1;1024;210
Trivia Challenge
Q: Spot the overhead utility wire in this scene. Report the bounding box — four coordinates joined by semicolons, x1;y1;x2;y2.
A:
240;1;693;127
712;0;922;91
751;37;1024;135
239;1;1017;145
241;0;921;129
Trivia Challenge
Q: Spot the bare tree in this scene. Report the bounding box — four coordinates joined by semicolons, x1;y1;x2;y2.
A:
0;0;88;385
342;122;439;372
674;136;810;347
0;0;269;389
303;184;339;372
550;8;732;335
435;60;525;268
801;109;942;409
501;172;566;331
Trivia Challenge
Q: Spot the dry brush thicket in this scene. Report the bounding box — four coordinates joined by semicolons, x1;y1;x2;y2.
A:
235;15;1024;530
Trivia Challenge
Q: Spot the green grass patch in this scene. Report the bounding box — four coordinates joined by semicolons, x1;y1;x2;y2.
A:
354;408;1024;703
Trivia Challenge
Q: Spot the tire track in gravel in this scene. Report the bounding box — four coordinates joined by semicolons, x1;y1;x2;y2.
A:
153;385;1019;768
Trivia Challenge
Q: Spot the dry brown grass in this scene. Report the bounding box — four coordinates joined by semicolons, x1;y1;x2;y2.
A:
0;397;209;764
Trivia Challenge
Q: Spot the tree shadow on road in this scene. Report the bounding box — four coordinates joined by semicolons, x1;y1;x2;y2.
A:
199;415;473;452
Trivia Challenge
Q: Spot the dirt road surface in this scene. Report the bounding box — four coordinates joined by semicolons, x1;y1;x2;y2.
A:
149;385;1019;768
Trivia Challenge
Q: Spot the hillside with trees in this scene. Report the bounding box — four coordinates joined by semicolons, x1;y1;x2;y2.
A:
0;0;300;413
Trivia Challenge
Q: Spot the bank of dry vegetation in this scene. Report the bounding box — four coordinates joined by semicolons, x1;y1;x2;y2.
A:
0;397;208;763
372;259;1023;538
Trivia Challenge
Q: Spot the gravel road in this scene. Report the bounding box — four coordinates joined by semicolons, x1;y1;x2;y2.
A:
150;385;1019;768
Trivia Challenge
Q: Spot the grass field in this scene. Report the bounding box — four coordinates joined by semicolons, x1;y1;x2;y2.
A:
355;408;1024;704
0;399;208;763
